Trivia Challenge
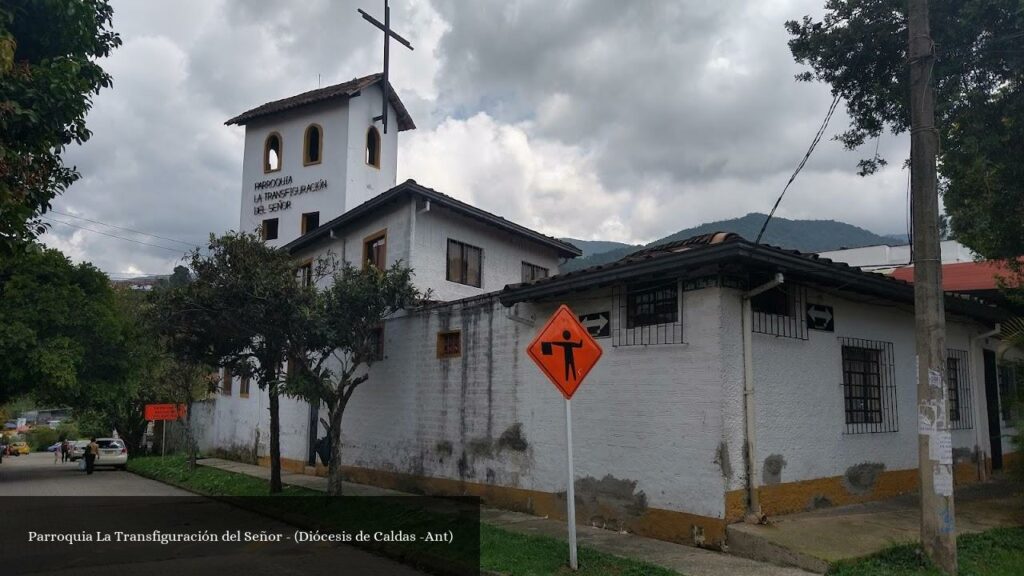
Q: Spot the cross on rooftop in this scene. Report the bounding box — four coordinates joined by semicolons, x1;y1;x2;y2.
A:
358;0;413;134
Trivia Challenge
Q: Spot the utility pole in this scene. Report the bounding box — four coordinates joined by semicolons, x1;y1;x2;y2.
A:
908;0;956;573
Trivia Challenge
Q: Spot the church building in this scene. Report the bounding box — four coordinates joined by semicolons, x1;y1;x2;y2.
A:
196;72;1022;551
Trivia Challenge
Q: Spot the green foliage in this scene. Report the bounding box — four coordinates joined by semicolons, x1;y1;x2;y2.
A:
56;419;79;441
828;527;1024;575
283;258;423;494
150;231;314;491
0;246;124;405
0;395;34;423
26;426;57;451
785;1;1024;268
0;0;121;251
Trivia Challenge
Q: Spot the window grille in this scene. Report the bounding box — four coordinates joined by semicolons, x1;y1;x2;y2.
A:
997;363;1023;423
751;283;807;340
613;281;683;347
839;337;898;434
437;331;461;358
946;349;973;430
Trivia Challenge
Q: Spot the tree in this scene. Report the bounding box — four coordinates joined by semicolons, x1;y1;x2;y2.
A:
0;246;124;406
284;260;423;495
786;1;1024;267
152;232;312;493
0;0;121;252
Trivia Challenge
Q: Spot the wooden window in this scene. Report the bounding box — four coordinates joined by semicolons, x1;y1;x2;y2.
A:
840;338;898;434
370;325;384;361
303;124;322;166
239;375;250;398
264;132;282;173
446;239;482;287
261;218;279;241
296;260;313;287
221;367;233;396
437;331;461;358
521;262;549;283
365;126;381;168
626;282;678;328
301;211;319;235
363;230;387;270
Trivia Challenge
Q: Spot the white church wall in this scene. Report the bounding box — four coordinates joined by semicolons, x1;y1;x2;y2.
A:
412;205;563;302
750;286;989;509
344;84;399;211
239;101;350;247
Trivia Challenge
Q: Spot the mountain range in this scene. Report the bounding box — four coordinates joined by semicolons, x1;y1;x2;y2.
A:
561;213;902;272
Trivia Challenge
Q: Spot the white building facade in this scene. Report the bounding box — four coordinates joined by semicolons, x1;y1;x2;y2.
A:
195;77;1022;550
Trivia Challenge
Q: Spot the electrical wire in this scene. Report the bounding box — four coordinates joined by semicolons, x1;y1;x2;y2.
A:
40;216;190;254
48;209;202;248
755;93;842;245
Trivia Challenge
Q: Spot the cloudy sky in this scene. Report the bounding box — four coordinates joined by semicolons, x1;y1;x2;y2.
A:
41;0;914;278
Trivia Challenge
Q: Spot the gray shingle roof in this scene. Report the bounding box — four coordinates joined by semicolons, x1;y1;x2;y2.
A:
225;73;415;130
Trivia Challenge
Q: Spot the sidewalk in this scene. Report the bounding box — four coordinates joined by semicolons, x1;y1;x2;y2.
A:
198;458;812;576
727;477;1024;573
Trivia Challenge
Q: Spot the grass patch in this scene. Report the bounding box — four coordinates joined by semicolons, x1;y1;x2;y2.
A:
128;456;680;576
828;527;1024;576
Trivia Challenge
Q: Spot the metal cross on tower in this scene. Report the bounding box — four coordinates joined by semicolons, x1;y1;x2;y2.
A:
358;0;413;133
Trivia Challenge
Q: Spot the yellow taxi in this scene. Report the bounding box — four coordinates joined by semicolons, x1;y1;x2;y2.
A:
11;441;30;455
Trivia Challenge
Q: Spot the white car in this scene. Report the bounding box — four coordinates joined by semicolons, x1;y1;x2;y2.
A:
69;440;91;461
94;438;128;469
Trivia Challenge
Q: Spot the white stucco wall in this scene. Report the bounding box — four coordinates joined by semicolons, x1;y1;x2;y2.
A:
412;205;563;301
236;87;400;247
749;285;991;487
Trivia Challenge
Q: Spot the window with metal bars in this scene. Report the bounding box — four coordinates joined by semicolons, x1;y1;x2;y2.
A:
613;281;683;346
840;337;898;434
751;282;807;340
946;349;973;429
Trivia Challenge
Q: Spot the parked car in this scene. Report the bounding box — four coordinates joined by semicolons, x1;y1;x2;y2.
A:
69;440;90;461
11;441;30;455
94;438;128;470
47;442;62;452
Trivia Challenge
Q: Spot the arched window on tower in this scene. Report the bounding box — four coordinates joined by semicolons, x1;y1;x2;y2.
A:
264;132;282;173
303;124;322;166
365;126;381;168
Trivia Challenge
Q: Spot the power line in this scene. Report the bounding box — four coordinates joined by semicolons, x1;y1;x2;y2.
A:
40;216;190;254
48;209;202;248
755;93;842;245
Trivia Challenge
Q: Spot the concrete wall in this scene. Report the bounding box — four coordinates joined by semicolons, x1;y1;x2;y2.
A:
344;84;399;211
745;285;993;516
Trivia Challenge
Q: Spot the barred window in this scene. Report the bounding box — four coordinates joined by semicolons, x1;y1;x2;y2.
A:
946;349;973;429
998;363;1023;423
840;338;898;433
751;282;807;340
613;281;683;346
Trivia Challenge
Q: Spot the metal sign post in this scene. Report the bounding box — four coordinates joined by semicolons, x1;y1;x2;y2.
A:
564;398;578;569
526;305;602;571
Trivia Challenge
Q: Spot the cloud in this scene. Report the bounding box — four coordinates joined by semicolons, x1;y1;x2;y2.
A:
41;0;916;276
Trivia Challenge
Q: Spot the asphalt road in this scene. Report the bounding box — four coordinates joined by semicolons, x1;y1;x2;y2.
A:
0;452;428;576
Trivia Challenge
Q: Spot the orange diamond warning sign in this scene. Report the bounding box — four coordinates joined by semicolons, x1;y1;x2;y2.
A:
527;304;603;399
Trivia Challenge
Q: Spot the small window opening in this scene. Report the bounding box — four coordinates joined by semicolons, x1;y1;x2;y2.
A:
221;367;233;396
304;124;322;165
264;132;282;173
239;375;250;398
365;126;381;168
363;230;387;269
521;262;549;283
261;218;279;241
296;260;313;288
437;331;462;359
369;325;384;361
301;211;320;235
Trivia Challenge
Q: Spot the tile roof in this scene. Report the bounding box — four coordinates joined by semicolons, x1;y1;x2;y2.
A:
224;73;415;130
890;260;1016;292
499;234;1007;323
283;179;582;258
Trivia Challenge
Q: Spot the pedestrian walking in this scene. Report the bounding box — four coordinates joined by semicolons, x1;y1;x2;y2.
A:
54;444;59;464
84;437;99;475
60;439;69;463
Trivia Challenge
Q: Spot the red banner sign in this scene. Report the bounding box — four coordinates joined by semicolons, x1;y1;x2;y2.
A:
144;403;187;421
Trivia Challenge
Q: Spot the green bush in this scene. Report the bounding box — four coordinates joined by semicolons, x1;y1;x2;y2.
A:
56;420;80;441
27;427;58;451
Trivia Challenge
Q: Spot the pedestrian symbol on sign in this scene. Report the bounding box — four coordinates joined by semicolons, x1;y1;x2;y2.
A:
541;331;584;382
